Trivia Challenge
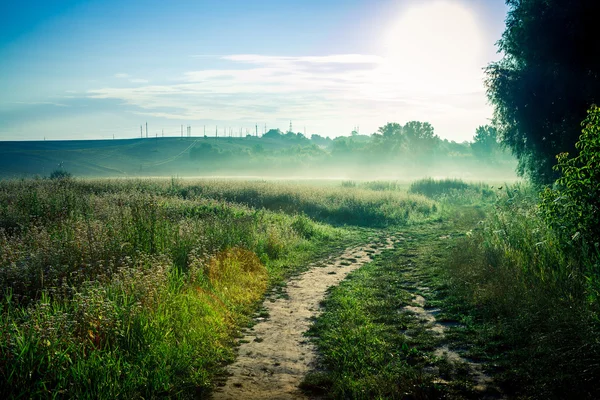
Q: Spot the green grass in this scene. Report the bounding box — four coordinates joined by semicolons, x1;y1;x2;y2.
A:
303;180;600;399
408;178;496;205
0;177;434;398
303;219;489;399
169;179;437;227
438;184;600;399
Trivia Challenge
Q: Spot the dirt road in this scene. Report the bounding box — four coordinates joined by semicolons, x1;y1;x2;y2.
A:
211;236;396;400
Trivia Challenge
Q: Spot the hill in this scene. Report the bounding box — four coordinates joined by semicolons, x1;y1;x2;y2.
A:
0;136;309;178
0;133;517;180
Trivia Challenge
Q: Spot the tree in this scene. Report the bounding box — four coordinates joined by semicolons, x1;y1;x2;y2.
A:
403;121;438;153
486;0;600;184
263;129;282;139
377;122;402;139
310;134;331;147
471;125;499;159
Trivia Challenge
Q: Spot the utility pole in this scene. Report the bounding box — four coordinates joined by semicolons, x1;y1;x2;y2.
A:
255;124;258;137
289;120;293;133
181;125;183;137
216;125;218;137
146;122;148;138
141;125;143;138
204;125;206;137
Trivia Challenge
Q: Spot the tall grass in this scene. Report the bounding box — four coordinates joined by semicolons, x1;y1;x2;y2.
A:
444;184;600;398
70;178;438;227
409;178;495;205
0;177;436;397
0;178;348;397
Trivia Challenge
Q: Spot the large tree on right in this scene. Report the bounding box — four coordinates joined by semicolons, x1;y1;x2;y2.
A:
486;0;600;184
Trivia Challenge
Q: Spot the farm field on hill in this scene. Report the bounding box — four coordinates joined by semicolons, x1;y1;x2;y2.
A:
0;133;517;181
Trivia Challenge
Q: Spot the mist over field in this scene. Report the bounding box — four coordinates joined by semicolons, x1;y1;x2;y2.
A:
2;0;600;398
0;125;517;181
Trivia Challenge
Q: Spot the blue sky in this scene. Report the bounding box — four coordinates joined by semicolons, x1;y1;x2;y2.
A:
0;0;508;141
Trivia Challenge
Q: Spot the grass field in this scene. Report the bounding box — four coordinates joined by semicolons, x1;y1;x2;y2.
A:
1;177;598;399
304;180;600;400
0;177;436;398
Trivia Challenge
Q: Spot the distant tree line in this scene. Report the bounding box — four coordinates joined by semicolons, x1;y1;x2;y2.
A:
188;120;511;173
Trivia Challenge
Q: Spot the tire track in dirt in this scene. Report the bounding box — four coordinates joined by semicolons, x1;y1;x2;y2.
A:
211;236;397;400
403;293;496;393
398;234;504;399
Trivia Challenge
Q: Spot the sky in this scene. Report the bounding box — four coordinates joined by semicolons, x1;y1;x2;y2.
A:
0;0;509;142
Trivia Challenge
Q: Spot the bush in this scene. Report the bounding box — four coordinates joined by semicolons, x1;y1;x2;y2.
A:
540;104;600;264
445;186;600;398
49;169;72;180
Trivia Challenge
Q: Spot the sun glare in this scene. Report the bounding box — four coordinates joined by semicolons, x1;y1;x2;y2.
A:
377;1;485;95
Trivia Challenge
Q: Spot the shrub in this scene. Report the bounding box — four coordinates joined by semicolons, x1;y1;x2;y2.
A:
445;186;600;398
49;169;72;180
540;104;600;264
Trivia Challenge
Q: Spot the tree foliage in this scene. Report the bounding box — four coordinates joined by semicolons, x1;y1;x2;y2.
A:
471;125;499;159
540;105;600;259
403;121;438;154
377;122;402;139
263;129;283;139
486;0;600;184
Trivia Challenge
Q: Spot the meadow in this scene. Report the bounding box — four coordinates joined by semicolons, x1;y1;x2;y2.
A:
0;177;436;398
304;179;600;399
1;176;599;399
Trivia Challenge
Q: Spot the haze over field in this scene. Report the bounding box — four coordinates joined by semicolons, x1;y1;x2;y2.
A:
1;0;507;141
3;0;600;398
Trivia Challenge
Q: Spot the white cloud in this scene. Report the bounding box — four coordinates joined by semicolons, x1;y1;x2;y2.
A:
222;54;385;65
89;52;492;140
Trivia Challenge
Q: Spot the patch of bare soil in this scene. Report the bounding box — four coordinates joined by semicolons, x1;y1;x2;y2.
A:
212;236;396;400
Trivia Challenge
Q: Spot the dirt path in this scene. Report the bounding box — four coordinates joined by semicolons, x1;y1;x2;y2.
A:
397;229;504;398
403;293;495;393
211;236;396;400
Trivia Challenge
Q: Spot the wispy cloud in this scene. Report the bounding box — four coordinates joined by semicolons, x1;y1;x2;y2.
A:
89;53;490;138
114;73;130;78
221;54;385;65
12;101;69;107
